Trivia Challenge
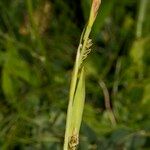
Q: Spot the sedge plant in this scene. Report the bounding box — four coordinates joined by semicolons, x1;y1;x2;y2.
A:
64;0;101;149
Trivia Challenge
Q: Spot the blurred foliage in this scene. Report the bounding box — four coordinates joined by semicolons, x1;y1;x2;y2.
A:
0;0;150;149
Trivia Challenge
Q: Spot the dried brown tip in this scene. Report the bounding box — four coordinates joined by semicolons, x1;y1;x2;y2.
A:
88;0;101;27
92;0;101;18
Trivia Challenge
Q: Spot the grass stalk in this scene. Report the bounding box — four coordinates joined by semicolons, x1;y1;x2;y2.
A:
63;1;101;149
136;0;148;38
26;0;45;53
99;81;116;127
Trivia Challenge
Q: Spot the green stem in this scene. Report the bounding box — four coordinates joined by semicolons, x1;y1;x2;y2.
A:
136;0;148;38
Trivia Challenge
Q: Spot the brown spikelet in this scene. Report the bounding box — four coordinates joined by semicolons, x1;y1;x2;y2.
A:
68;133;79;150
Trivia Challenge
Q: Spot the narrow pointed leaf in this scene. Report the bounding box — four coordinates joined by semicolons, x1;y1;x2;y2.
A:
71;68;85;134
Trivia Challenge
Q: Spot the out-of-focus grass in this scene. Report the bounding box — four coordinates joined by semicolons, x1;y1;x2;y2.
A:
0;0;149;149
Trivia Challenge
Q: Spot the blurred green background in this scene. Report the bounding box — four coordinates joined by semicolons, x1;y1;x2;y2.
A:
0;0;150;149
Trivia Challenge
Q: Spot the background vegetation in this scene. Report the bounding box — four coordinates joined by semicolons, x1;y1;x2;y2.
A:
0;0;149;149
